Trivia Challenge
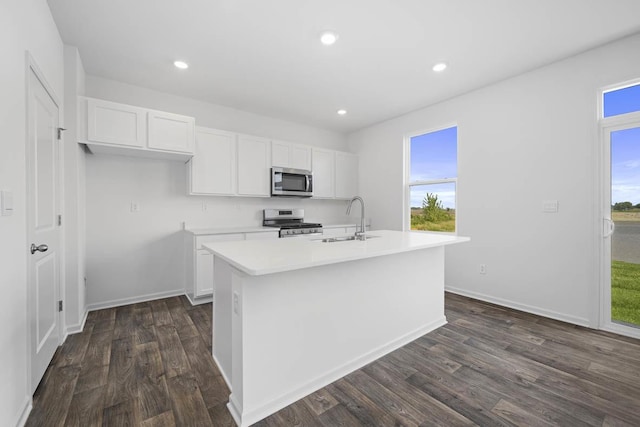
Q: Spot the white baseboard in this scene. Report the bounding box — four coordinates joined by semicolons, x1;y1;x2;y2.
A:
65;308;89;336
184;292;212;306
14;395;32;427
601;321;640;339
230;317;447;427
445;286;590;327
212;353;231;390
86;289;184;312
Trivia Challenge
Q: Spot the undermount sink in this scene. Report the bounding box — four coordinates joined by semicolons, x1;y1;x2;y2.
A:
316;235;380;243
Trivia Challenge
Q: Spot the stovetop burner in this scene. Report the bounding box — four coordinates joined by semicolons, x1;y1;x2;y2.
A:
278;222;323;230
263;208;323;237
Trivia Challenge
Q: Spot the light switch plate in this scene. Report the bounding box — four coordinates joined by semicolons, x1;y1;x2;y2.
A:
542;200;559;213
1;190;13;216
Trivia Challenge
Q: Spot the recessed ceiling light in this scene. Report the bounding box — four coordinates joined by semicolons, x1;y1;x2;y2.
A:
174;60;189;69
337;109;347;115
432;62;447;72
320;31;339;46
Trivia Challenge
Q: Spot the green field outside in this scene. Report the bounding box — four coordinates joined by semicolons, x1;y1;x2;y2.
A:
611;260;640;326
410;207;455;232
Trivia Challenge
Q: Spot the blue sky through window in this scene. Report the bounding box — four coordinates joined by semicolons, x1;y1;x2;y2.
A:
604;84;640;117
410;127;457;181
607;84;640;205
612;127;640;205
409;126;457;208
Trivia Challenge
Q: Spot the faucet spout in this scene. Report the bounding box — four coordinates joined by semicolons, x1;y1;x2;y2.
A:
346;196;366;240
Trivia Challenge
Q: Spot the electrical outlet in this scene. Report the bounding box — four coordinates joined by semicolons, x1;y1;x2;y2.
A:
130;201;140;212
233;292;239;314
479;264;487;275
202;201;208;212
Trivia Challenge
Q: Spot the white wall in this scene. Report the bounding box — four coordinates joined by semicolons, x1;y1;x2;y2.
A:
62;46;87;334
0;0;64;424
83;78;351;307
348;33;640;328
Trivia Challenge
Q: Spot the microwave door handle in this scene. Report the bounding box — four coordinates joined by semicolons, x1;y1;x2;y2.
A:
305;175;310;192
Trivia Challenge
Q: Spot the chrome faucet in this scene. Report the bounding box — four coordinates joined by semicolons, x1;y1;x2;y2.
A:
346;196;366;240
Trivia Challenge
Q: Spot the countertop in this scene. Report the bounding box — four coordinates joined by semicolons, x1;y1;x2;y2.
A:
184;223;359;236
203;230;470;276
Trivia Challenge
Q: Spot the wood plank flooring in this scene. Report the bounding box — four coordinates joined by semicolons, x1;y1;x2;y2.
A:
26;293;640;426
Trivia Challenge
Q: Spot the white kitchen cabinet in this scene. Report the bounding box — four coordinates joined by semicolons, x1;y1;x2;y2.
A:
271;141;290;168
148;110;195;153
237;135;271;197
79;97;195;160
86;98;146;148
335;152;359;199
312;148;335;198
185;233;244;304
195;250;214;297
272;140;312;170
188;127;237;195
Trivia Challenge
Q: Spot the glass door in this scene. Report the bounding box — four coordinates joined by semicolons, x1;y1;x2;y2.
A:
603;123;640;337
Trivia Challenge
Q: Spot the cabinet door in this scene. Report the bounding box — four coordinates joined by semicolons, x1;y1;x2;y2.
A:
148;111;195;153
311;148;335;198
290;144;312;170
271;141;290;167
196;250;214;297
87;98;146;147
335;152;359;199
189;128;236;195
237;135;271;196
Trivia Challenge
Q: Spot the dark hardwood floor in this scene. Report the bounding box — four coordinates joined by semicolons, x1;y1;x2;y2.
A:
26;293;640;426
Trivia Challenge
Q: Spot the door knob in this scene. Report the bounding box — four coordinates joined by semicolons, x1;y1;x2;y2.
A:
30;243;48;254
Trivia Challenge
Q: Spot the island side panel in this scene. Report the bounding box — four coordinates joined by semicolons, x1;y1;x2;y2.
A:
229;246;446;426
212;255;234;388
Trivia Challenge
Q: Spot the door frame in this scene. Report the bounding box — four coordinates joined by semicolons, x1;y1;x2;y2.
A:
25;52;65;392
598;108;640;339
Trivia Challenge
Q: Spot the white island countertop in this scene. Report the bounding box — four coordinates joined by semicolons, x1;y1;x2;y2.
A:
203;230;469;276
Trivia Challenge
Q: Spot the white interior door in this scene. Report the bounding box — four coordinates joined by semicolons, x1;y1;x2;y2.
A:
601;115;640;339
27;66;61;393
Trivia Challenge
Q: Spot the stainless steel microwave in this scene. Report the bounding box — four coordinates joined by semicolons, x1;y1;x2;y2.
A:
271;167;313;197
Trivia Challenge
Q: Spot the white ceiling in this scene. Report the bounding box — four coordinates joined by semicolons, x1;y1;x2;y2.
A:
47;0;640;133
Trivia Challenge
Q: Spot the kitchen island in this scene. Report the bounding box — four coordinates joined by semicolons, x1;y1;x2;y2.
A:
203;230;469;426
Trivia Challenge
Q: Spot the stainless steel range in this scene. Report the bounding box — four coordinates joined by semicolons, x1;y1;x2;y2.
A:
263;208;323;238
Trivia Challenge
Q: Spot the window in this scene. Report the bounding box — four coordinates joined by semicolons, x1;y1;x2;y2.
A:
406;126;457;233
603;83;640;118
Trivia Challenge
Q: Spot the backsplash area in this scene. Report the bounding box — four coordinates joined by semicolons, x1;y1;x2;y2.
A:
85;154;354;307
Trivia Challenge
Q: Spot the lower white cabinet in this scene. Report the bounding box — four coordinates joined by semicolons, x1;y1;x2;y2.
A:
185;230;278;304
195;250;215;297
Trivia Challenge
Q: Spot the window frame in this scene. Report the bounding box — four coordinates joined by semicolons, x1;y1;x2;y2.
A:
403;124;458;234
601;78;640;120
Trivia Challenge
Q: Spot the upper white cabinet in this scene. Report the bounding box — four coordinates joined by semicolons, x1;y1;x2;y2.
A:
79;97;195;160
189;127;236;195
272;141;312;170
237;135;271;197
335;152;359;199
312;148;335;198
87;98;146;148
148;110;195;153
